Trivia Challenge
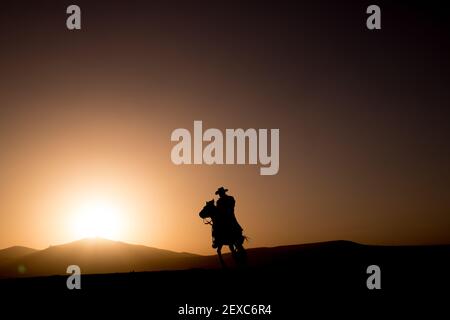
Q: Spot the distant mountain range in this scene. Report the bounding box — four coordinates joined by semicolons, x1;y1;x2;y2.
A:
1;238;449;279
0;246;38;264
0;238;349;278
0;238;211;278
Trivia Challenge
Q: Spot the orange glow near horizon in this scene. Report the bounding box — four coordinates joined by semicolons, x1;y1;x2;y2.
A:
0;97;449;255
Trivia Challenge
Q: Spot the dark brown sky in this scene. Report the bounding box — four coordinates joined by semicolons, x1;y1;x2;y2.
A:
0;0;449;253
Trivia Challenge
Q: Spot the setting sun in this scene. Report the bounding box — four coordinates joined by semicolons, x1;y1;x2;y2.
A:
70;197;124;240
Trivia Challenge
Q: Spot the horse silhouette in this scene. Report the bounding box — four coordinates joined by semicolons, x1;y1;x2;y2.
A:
199;200;246;267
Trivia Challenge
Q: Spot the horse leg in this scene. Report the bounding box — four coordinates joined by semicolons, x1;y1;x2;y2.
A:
229;244;238;262
234;242;247;265
217;245;226;268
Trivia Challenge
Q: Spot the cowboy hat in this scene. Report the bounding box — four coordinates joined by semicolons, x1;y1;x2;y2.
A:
215;187;228;195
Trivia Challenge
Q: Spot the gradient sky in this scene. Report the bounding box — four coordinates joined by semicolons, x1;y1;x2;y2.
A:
0;1;449;254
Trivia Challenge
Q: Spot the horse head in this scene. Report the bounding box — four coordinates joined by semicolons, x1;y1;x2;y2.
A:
199;199;216;219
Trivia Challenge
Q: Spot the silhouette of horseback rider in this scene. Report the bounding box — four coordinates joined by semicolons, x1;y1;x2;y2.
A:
212;187;243;248
199;187;247;266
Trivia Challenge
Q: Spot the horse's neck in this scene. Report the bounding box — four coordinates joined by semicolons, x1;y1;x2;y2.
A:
209;208;219;222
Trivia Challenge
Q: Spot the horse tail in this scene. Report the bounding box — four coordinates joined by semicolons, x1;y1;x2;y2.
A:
239;234;249;245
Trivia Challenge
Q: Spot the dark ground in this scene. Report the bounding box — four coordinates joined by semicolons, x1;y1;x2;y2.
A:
1;241;449;318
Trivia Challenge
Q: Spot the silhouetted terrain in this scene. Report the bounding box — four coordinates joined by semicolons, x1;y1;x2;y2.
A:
0;238;204;278
1;239;449;317
2;238;446;280
0;246;37;263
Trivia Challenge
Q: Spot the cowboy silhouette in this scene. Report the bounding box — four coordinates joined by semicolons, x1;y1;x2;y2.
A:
199;186;246;266
215;187;243;247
